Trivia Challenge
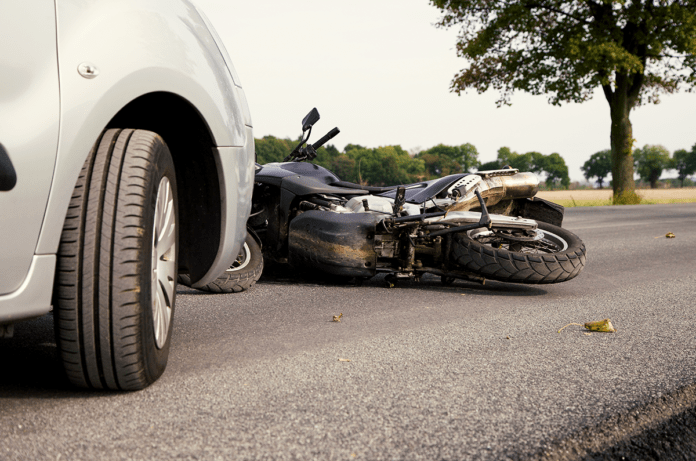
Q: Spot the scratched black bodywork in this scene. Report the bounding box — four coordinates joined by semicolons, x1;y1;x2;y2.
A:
288;211;381;277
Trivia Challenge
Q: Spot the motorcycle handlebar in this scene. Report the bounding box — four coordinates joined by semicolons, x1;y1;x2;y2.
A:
312;127;340;150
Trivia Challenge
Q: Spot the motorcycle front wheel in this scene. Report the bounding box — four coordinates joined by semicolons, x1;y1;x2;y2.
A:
178;232;263;293
451;221;586;284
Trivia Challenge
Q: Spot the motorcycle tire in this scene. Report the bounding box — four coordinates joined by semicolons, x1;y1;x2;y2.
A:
178;232;263;293
451;221;586;284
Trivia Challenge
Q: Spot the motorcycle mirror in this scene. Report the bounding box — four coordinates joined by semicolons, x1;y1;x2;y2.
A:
302;108;320;132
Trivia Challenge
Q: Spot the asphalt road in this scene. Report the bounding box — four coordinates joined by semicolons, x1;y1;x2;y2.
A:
1;203;695;460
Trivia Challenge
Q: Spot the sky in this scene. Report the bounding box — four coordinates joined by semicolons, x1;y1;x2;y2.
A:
194;0;696;182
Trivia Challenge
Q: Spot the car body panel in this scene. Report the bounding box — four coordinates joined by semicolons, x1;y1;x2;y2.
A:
197;134;255;288
0;1;60;295
0;256;56;323
37;0;250;256
0;0;254;322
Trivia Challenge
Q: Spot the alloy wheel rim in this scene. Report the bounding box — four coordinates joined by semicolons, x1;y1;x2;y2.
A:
151;176;176;349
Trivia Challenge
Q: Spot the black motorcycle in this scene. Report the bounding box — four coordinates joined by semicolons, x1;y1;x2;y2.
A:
183;108;586;291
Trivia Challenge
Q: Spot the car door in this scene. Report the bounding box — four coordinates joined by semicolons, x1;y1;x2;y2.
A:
0;1;60;295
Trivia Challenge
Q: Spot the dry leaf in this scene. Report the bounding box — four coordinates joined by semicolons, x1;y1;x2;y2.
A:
332;313;343;322
584;332;592;336
584;318;616;333
666;232;675;238
338;358;351;362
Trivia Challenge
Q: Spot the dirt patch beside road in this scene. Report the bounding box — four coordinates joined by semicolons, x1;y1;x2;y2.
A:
537;188;696;206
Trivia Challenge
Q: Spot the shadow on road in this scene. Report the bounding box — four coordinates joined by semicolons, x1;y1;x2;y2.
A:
0;314;102;398
255;269;549;297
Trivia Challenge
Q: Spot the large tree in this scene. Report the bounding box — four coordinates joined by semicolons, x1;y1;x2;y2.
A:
431;0;696;202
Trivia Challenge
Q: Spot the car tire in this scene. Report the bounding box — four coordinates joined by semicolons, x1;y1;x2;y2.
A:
177;231;263;293
54;129;178;390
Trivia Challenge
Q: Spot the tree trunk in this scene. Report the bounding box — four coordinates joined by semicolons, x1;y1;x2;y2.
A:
609;100;636;197
604;71;641;201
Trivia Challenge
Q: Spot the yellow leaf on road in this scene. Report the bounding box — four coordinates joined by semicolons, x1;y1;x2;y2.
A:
558;319;617;333
584;318;616;333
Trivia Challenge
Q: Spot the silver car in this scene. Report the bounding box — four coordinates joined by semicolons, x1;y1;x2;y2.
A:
0;0;255;390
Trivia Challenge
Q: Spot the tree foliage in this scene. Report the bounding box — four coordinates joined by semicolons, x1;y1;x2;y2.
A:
430;0;696;199
255;136;573;189
478;160;502;171
634;144;671;189
671;145;696;187
345;145;425;186
582;149;613;188
543;153;571;189
476;147;570;188
254;135;294;164
415;143;481;178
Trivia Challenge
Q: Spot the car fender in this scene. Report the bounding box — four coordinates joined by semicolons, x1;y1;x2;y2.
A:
36;0;254;286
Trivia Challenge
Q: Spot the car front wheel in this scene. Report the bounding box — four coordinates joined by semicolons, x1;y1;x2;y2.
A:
54;129;178;390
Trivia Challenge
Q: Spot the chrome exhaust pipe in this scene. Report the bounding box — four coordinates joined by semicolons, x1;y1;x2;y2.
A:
449;172;539;211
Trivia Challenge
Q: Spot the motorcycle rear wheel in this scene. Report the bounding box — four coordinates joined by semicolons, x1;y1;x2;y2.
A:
451;221;586;284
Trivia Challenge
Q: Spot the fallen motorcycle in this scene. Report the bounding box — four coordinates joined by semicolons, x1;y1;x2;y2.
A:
182;108;586;291
245;108;586;287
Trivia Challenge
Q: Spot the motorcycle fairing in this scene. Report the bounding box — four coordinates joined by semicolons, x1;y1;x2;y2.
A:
280;175;369;197
288;210;380;277
255;161;341;186
260;175;369;253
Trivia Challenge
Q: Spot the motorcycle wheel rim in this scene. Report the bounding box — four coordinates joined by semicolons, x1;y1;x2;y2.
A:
227;242;251;272
467;227;569;253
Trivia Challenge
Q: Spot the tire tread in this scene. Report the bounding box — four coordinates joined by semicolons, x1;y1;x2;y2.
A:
451;222;586;284
54;129;177;391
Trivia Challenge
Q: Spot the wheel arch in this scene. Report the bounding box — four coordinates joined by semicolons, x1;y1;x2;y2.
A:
106;92;222;283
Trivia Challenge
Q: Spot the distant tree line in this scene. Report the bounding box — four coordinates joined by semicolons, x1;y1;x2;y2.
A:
582;144;696;189
255;136;571;188
478;147;570;189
